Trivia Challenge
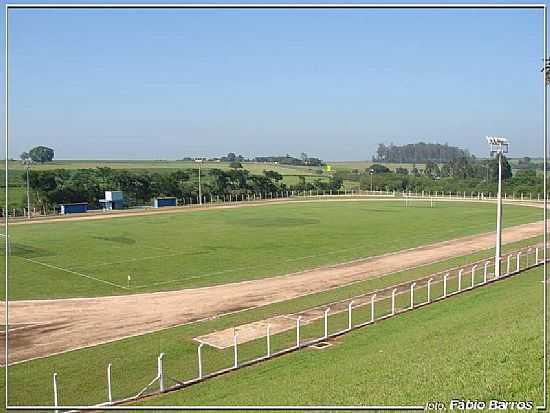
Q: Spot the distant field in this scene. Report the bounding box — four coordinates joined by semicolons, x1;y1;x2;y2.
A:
328;160;427;172
3;199;541;300
6;159;323;176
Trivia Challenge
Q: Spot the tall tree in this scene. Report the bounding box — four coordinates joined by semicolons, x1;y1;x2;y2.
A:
29;146;54;163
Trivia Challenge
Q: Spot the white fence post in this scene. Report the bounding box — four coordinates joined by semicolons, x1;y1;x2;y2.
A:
324;308;330;339
348;301;353;330
391;288;398;315
516;252;522;272
197;343;204;379
410;282;416;309
266;324;271;357
427;278;433;302
53;372;59;413
371;294;376;322
484;261;489;283
107;363;113;403
458;269;463;292
526;248;531;267
158;353;165;392
296;316;302;347
507;255;512;274
233;332;238;368
443;273;449;297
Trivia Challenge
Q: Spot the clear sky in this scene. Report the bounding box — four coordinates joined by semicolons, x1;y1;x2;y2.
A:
3;3;547;161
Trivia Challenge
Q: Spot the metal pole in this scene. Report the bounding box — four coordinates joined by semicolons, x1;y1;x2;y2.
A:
484;261;490;283
371;294;376;322
427;278;433;303
107;363;113;403
296;316;302;347
443;273;448;297
527;248;532;268
517;252;522;272
233;332;238;368
409;282;416;309
198;162;202;205
348;301;353;330
391;288;397;315
266;324;271;357
495;152;503;278
324;308;330;339
26;163;31;219
458;269;463;291
158;353;165;392
197;343;204;379
507;254;512;274
53;372;59;413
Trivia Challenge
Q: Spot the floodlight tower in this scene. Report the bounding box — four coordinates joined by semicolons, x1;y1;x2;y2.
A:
487;136;509;278
195;159;203;205
369;168;374;192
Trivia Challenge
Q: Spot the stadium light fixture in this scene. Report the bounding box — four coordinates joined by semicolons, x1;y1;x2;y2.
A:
195;159;203;205
486;136;509;278
369;168;374;192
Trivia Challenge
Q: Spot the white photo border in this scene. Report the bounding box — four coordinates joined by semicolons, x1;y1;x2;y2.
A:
4;2;548;411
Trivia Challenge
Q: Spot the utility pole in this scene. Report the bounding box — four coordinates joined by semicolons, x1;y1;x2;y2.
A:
486;136;509;278
195;159;203;205
22;159;32;219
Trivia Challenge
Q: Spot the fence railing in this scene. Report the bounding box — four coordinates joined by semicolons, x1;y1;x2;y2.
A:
7;189;545;221
44;244;547;412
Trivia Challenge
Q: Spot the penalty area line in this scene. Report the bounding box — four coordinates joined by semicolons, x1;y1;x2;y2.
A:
21;257;129;290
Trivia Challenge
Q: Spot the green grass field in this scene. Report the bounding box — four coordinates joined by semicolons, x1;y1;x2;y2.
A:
143;265;544;407
5;239;543;408
4;200;541;300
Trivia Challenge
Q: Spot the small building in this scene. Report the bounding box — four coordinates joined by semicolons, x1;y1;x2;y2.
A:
153;197;177;208
99;191;124;210
60;203;88;214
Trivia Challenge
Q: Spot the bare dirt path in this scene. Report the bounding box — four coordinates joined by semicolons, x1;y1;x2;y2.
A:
0;219;543;365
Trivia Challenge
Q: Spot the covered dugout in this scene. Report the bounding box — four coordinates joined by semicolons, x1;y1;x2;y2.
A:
153;197;177;208
60;203;88;214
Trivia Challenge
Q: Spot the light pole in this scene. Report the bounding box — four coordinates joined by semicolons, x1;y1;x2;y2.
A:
195;159;203;205
369;168;374;192
22;159;32;219
487;136;509;278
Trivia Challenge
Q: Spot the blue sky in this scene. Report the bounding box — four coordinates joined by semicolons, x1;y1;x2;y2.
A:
2;3;547;160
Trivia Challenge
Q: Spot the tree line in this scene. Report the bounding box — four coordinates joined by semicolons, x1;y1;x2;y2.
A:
26;167;342;209
342;156;542;195
373;143;473;163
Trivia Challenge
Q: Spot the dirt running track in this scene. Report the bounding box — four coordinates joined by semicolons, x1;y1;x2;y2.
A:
0;220;544;365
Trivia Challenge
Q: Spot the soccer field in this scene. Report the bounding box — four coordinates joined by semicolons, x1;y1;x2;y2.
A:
3;199;542;300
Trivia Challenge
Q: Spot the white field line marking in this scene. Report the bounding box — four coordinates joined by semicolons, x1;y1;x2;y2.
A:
67;252;186;271
21;257;129;290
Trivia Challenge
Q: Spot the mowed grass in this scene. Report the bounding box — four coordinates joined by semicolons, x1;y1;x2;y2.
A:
143;266;544;407
4;236;543;408
3;200;541;300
